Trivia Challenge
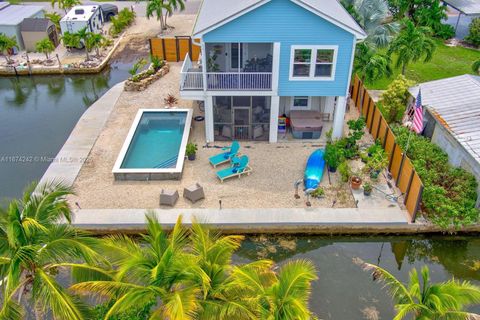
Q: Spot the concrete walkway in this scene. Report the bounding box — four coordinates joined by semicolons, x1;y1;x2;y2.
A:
39;82;124;186
73;207;410;233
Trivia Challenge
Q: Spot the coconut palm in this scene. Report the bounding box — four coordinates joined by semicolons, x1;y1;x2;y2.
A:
77;28;91;60
85;33;106;57
35;38;55;60
0;181;109;320
472;60;480;75
71;214;205;319
189;221;268;319
45;12;62;32
0;33;18;64
232;259;318;320
51;0;81;13
387;19;436;74
61;31;81;52
342;0;399;48
146;0;173;32
356;258;480;320
164;0;185;29
354;42;392;83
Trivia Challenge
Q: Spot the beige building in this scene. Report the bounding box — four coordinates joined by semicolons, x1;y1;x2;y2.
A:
20;18;59;52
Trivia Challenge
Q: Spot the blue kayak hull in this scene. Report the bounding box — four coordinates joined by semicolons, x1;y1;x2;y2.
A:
304;149;325;191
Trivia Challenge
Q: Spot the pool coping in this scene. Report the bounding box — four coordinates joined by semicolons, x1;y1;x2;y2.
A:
112;108;193;180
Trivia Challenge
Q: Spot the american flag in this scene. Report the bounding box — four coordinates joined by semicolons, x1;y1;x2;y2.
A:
412;89;423;134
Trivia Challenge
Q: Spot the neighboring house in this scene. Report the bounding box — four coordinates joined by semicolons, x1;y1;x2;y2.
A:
20;18;59;52
409;74;480;206
0;3;44;51
60;5;104;36
179;0;366;143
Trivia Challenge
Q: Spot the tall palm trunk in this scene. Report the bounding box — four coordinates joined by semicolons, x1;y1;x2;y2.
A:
402;63;406;75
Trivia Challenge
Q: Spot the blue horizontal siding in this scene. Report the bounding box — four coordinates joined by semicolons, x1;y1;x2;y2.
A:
203;0;354;97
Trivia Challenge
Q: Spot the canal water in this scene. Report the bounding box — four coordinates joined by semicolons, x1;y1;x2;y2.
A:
0;58;479;319
0;63;131;202
237;235;480;319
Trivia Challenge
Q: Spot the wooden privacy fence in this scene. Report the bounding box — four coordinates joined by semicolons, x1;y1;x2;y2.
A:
350;75;424;222
149;36;201;62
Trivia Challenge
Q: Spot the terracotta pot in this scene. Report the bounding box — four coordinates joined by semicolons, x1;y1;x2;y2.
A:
351;176;362;190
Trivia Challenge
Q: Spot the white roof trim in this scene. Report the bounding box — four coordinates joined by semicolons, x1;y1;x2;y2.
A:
193;0;271;37
193;0;366;39
291;0;367;39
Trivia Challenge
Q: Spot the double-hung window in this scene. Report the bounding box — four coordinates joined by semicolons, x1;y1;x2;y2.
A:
290;45;338;80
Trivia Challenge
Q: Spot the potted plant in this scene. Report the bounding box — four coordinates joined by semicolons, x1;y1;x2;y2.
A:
363;182;372;196
186;143;197;161
367;148;389;180
310;187;325;199
325;143;342;172
351;175;362;190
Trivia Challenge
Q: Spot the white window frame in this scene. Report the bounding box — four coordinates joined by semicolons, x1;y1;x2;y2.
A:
289;45;338;81
290;96;311;111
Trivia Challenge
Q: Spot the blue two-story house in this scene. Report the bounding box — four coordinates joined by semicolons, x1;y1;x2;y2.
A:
179;0;366;143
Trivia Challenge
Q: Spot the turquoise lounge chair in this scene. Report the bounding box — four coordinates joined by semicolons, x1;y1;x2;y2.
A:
216;155;252;182
208;141;240;167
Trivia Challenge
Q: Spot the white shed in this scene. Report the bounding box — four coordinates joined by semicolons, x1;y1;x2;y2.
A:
0;3;45;50
409;74;480;205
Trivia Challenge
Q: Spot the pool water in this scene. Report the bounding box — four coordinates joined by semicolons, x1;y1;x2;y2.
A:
120;111;187;169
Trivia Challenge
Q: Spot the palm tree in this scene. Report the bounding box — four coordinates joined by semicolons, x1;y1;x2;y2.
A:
342;0;399;48
45;12;62;32
51;0;81;13
356;258;480;320
85;33;106;57
72;214;319;320
77;28;91;60
71;214;204;319
35;38;55;60
387;19;436;75
189;221;266;319
0;181;109;320
164;0;185;29
472;60;480;75
61;31;81;52
0;33;18;64
354;42;392;83
232;259;318;319
146;0;173;32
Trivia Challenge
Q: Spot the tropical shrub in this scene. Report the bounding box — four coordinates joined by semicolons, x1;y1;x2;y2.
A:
354;42;392;84
473;59;480;74
337;117;366;159
338;161;351;183
35;38;55;60
110;8;136;36
0;33;18;64
466;17;480;47
150;54;164;70
128;57;147;76
380;74;414;123
433;23;455;40
324;143;343;170
393;125;479;228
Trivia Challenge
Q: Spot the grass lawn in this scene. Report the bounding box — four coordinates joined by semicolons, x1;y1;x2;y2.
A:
367;40;480;90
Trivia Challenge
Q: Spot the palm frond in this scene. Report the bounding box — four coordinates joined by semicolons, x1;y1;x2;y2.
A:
158;285;200;320
33;268;90;320
354;258;413;305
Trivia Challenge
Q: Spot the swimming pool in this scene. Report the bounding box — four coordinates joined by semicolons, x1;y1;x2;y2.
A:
113;109;193;180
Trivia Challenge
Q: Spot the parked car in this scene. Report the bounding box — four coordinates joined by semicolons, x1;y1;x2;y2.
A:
99;3;118;21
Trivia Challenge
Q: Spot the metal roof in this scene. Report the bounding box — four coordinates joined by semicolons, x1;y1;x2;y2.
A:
443;0;480;15
0;4;44;26
20;18;54;32
409;75;480;163
192;0;366;38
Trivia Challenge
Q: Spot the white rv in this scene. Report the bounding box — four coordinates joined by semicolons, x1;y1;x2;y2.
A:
60;5;104;35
